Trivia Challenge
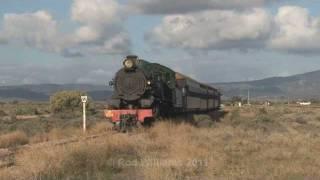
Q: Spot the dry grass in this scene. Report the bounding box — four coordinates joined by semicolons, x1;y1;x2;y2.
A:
29;127;83;144
1;105;320;179
30;122;113;144
0;131;29;149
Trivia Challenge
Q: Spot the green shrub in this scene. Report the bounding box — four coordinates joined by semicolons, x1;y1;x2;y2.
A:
295;116;307;124
11;100;19;105
50;91;95;114
258;108;268;115
15;106;39;115
256;115;273;123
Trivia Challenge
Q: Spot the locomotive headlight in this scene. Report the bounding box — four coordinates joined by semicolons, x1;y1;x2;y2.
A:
147;81;151;85
124;59;134;69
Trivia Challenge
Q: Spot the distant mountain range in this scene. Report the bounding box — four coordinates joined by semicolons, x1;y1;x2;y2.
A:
212;70;320;100
0;84;112;101
0;70;320;101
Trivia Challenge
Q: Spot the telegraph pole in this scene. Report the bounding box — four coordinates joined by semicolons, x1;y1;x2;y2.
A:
81;96;88;132
247;88;250;105
246;77;251;106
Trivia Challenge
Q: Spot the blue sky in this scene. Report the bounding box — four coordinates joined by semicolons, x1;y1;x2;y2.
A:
0;0;320;85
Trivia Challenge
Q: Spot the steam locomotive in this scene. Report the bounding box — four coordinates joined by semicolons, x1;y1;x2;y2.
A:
105;55;221;131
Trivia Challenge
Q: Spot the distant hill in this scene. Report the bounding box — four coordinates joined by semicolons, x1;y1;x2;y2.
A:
212;70;320;100
0;84;112;101
1;70;320;101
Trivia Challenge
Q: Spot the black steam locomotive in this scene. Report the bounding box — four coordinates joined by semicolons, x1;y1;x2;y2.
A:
105;55;221;130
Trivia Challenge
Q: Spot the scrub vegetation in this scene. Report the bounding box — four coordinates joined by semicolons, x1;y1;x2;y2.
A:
0;102;320;179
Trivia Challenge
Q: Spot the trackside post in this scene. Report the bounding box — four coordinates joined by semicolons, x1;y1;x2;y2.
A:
81;96;88;132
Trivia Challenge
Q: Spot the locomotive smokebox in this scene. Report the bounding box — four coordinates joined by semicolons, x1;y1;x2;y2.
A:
115;68;147;101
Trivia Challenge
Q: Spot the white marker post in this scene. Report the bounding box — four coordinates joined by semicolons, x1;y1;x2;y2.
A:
81;96;88;133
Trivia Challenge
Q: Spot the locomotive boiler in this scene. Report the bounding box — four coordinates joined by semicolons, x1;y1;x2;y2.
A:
105;55;221;131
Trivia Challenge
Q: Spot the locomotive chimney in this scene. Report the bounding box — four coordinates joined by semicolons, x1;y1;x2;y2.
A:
126;55;138;60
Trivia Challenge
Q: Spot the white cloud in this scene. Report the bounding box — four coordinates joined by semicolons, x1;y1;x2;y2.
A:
1;2;319;58
1;11;63;53
147;9;272;51
148;6;320;54
70;0;130;55
0;0;131;57
71;0;121;25
0;34;7;44
269;6;320;54
95;32;131;54
74;26;100;43
129;0;278;14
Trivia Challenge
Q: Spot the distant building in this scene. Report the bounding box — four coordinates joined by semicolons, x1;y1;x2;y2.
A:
297;102;312;106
